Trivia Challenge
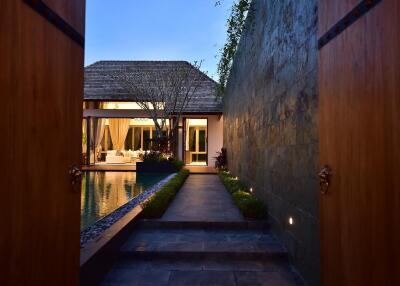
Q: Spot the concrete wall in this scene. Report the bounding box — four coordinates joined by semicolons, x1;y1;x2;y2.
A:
223;0;319;285
208;115;224;167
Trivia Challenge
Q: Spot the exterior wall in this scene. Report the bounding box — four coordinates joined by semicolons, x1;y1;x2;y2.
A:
223;0;319;285
207;115;224;167
177;118;184;161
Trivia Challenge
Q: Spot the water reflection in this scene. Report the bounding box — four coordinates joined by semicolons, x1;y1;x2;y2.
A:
80;172;166;230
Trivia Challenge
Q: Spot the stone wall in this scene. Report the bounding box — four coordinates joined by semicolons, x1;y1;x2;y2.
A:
223;0;319;285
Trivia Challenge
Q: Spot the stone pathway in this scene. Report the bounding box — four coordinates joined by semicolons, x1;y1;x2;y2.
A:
99;175;304;286
162;175;244;222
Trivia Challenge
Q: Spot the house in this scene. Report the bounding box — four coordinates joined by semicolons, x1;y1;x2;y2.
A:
83;61;223;168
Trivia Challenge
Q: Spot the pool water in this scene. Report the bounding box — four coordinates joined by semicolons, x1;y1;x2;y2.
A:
80;172;167;231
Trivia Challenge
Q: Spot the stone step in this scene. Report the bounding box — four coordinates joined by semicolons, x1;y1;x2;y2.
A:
102;257;304;286
136;219;270;231
114;256;293;272
120;228;287;261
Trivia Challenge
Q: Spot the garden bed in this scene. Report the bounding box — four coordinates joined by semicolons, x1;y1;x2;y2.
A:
140;169;190;218
218;171;266;219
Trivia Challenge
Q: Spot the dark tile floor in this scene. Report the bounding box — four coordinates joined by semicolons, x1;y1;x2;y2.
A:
98;175;304;286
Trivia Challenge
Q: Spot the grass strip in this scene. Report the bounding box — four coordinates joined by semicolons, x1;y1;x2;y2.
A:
218;171;266;219
141;169;190;219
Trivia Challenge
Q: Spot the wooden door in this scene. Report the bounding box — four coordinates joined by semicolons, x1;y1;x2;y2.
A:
318;1;400;285
0;0;85;285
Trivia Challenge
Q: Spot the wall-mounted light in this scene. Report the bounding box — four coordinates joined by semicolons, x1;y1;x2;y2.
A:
250;188;253;193
288;217;294;225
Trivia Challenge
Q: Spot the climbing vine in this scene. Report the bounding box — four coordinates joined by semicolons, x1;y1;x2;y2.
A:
216;0;251;95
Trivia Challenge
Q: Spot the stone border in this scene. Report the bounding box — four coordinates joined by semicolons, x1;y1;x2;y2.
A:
80;173;177;247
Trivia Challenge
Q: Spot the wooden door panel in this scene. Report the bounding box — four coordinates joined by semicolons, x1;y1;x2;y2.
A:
42;0;86;35
319;1;400;285
318;0;359;36
0;1;84;285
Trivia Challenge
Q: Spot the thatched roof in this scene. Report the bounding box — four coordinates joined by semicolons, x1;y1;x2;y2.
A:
84;61;222;113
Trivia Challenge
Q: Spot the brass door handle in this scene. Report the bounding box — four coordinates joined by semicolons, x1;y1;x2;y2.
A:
319;165;332;195
69;164;82;186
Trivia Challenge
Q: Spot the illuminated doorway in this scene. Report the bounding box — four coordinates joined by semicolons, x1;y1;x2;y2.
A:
184;118;208;166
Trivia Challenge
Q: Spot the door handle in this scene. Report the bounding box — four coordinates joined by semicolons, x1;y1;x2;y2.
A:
318;165;332;195
69;164;82;186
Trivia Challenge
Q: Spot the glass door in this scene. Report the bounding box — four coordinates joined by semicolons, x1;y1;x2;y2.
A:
185;119;208;165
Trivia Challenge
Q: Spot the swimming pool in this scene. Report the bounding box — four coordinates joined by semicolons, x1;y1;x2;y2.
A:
80;172;168;231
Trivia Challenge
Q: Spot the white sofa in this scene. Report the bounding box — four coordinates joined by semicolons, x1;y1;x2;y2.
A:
105;150;132;164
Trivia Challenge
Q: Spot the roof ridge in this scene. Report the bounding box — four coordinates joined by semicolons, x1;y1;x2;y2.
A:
93;60;190;64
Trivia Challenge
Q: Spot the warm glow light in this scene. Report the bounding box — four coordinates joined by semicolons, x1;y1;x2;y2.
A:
289;217;294;225
250;188;253;193
129;118;170;126
104;118;170;127
187;119;207;126
102;102;164;110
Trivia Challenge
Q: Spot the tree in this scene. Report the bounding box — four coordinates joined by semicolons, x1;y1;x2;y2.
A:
109;61;204;156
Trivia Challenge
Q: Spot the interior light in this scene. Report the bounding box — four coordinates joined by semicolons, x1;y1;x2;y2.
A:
250;188;253;193
288;217;294;225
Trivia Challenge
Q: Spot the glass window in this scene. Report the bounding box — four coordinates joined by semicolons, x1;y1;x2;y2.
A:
199;129;206;152
101;126;113;150
125;128;133;150
133;127;142;150
143;127;151;151
189;127;196;152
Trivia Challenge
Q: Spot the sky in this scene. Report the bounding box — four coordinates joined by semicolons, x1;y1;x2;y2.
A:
85;0;236;80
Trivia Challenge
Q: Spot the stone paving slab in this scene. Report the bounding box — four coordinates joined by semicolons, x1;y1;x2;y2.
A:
168;270;236;286
235;270;302;286
101;269;171;286
114;257;294;273
136;220;270;230
121;228;285;256
161;175;244;222
101;266;303;286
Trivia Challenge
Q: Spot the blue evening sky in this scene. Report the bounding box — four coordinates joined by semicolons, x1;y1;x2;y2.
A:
85;0;235;79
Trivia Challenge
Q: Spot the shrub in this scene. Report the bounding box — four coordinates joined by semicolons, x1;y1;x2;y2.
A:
140;151;184;171
232;190;252;200
140;150;167;162
233;194;266;219
218;171;247;194
218;171;266;219
141;170;189;218
214;148;227;170
171;160;185;171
